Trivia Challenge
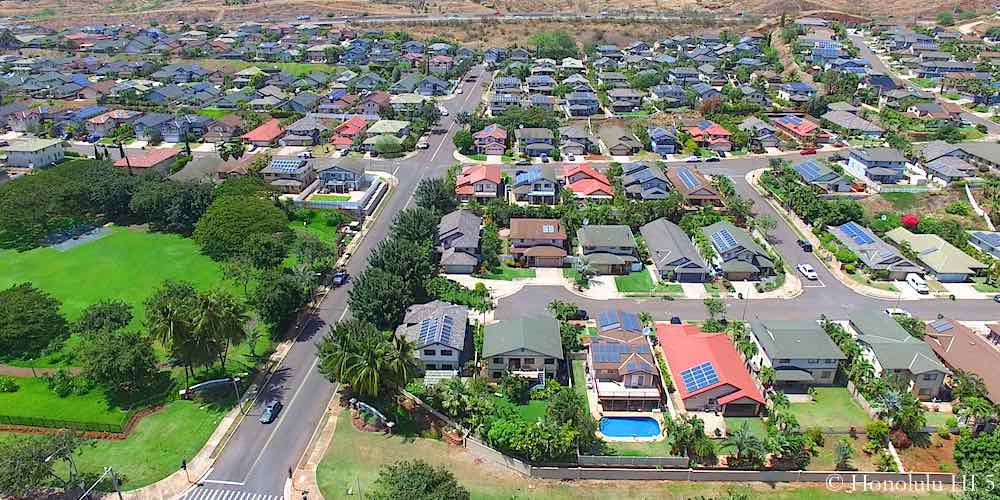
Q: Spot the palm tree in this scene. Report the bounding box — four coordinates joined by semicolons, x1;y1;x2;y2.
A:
638;312;654;329
723;421;767;469
191;291;249;369
317;319;418;399
146;282;198;388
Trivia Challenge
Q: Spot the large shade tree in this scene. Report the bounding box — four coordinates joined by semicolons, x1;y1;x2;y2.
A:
0;283;68;360
317;318;419;399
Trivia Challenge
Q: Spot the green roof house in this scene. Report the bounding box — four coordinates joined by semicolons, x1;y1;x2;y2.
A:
483;316;563;381
577;224;640;275
885;227;986;283
849;311;948;400
749;320;845;390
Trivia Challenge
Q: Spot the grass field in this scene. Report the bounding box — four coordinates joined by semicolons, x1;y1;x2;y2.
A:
959;127;986;141
494;398;548;421
790;388;871;430
316;408;949;500
880;192;918;211
615;270;684;295
309;193;352;202
474;265;536;280
0;226;237;366
571;360;591;418
724;416;767;438
0;376;128;427
195;107;231;120
909;78;937;89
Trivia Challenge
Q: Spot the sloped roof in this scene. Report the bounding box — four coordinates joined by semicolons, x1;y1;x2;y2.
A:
885;227;985;275
750;320;845;360
578;225;636;248
925;320;1000;402
483;316;563;359
640;218;707;273
850;310;949;375
656;324;765;404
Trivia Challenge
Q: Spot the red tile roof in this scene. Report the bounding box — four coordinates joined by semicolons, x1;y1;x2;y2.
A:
655;324;764;405
686;121;731;139
335;115;368;135
564;163;612;196
114;148;181;169
241;118;284;143
473;123;507;140
456;164;501;189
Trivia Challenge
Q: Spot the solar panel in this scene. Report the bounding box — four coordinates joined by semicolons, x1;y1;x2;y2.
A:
711;229;738;252
795;161;823;182
677;167;699;189
841;222;874;245
929;319;953;333
679;361;719;392
621;312;641;332
269;158;305;173
418;318;436;345
783;115;803;125
440;315;454;344
598;311;617;331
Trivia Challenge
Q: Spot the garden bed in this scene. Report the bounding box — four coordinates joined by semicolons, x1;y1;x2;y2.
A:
897;432;956;473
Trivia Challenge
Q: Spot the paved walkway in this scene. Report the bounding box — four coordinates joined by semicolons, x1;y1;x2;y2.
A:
290;394;341;500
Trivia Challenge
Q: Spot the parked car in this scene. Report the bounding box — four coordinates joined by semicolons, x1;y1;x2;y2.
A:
417;138;430;149
332;270;349;286
797;264;818;280
684;156;701;163
884;307;911;317
800;147;817;155
994;294;1000;304
567;154;576;161
905;273;929;294
705;156;721;162
515;159;531;166
259;400;282;424
540;154;549;163
456;87;464;94
567;308;588;320
796;239;813;252
670;316;682;324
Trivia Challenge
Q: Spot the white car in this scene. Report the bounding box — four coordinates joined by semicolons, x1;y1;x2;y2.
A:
456;87;464;94
906;273;929;294
884;307;912;318
440;108;449;116
796;264;818;280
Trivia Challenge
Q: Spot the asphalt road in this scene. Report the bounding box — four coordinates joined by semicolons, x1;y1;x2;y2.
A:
181;66;489;499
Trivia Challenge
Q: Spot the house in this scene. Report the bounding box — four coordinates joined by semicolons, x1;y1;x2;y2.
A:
559;125;596;154
879;89;934;109
587;318;662;411
849;311;949;400
454;164;501;203
650;84;686;107
969;231;1000;259
846;148;908;184
313;157;367;193
564;91;600;116
749;320;845;391
771;114;822;144
132;112;174;141
162;115;212;143
563;163;613;199
526;75;557;95
738;116;780;151
281;115;329;146
513;128;556;158
924;319;1000;403
1;138;64;168
666;166;722;206
509;218;567;267
418;76;450;97
598;71;628;88
702;221;773;280
511;165;560;205
778;82;817;102
621;162;670;200
241;118;284;147
640;218;708;282
438;209;482;274
114;147;181;175
646;126;680;156
921;141;1000;172
366;119;410;139
489;93;520;115
258;156;316;193
821;110;884;139
396;301;469;372
667;67;700;85
473;124;507;156
690;82;722;104
203;115;243;144
657;324;765;415
885;227;985;282
792;160;852;192
429;55;454;74
924;156;977;183
607;88;643;113
597;124;641;157
86;109;143;136
685;120;732;152
482;317;564;381
828;221;923;280
577;225;640;275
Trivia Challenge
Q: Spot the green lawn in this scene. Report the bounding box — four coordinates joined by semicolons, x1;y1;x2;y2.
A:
973;277;1000;293
0;376;128;427
941;92;962;101
473;265;535;280
0;226;238;366
924;411;955;428
571;360;591;418
847;270;898;293
469;153;487;161
789;388;871;430
563;267;589;289
724;417;767;439
881;191;918;211
608;440;671;456
499;399;548;421
195;107;230;120
704;281;724;296
614;269;683;295
288;208;350;249
959;127;986;141
909;78;937;89
63;398;228;489
309;193;352;202
316;408;948;500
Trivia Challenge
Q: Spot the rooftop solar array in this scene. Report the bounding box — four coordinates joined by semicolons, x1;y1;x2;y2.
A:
781;115;803;125
710;228;738;252
591;341;651;363
417;314;455;346
268;158;306;173
929;319;953;333
596;311;642;332
677;167;700;189
515;166;542;185
841;222;874;245
680;361;719;393
794;160;823;182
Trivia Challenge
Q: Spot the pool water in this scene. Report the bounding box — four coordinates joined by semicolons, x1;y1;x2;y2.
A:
599;416;661;439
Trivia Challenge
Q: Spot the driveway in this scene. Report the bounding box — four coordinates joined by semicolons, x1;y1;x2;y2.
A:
941;283;992;300
681;283;707;299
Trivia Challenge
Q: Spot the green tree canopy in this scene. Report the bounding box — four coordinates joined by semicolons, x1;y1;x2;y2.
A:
193;195;289;261
79;328;158;393
0;283;68;360
369;460;470;500
73;299;133;334
414;177;458;215
528;30;579;60
347;267;414;330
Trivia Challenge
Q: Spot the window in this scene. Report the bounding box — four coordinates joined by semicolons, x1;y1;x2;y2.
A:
493;357;502;364
440;364;453;370
808;359;819;364
523;358;534;365
922;373;937;381
425;364;437;370
544;358;554;365
636;375;645;386
440;349;453;356
423;349;436;356
825;359;836;364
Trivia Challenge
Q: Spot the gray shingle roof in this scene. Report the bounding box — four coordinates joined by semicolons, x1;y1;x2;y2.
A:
483;316;563;359
750;320;846;360
639;218;706;273
850;311;948;374
578;225;636;248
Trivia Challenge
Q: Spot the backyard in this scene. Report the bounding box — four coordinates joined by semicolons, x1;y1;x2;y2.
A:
474;264;536;280
789;388;871;431
614;269;683;295
0;225;239;367
316;408;950;500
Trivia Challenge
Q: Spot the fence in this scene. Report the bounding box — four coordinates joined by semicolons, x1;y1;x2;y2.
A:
577;455;689;468
0;415;128;434
464;437;533;476
877;184;931;193
530;467;961;485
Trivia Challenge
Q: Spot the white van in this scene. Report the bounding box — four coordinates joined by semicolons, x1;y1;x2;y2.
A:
905;273;929;294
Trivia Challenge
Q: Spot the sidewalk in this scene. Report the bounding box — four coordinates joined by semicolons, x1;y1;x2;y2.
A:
289;394;341;500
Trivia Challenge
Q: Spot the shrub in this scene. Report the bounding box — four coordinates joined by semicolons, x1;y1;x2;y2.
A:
843;263;856;274
44;369;91;397
805;427;824;447
945;201;971;216
937;426;951;439
889;429;912;449
866;420;890;446
0;376;18;393
946;416;958;429
876;450;898;472
529;379;561;400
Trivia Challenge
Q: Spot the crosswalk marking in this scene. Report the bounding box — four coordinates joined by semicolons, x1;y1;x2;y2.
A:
181;487;281;500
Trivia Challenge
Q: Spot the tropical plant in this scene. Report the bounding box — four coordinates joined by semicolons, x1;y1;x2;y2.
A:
723;421;767;469
317;318;419;399
834;437;855;470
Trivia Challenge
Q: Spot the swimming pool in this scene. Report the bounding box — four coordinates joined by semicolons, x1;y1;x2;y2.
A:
599;416;661;439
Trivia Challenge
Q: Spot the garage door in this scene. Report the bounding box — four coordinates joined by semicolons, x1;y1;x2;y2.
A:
676;272;703;283
723;403;759;417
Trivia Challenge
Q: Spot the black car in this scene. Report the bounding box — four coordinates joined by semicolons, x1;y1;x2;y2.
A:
332;270;349;286
568;308;588;321
705;157;721;162
670;316;682;324
797;239;813;252
259;400;282;424
994;294;1000;304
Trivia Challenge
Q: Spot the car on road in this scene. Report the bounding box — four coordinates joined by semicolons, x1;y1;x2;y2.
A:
670;316;682;324
994;294;1000;304
797;264;818;280
456;87;464;94
884;307;911;317
417;140;429;149
705;156;721;162
684;156;701;163
259;400;282;424
296;15;311;20
332;270;349;286
566;308;588;321
440;108;449;116
515;159;531;166
800;147;817;155
906;273;929;294
796;239;813;252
